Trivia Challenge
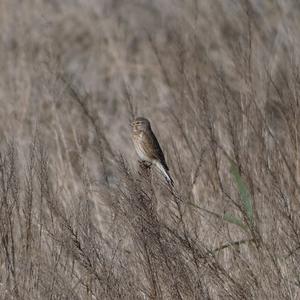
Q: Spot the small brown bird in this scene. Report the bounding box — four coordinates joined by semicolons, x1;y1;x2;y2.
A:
131;117;174;186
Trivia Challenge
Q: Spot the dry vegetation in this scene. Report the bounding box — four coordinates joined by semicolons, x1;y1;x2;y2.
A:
1;0;300;299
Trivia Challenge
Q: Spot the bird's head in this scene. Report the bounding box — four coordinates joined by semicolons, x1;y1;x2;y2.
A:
131;117;151;133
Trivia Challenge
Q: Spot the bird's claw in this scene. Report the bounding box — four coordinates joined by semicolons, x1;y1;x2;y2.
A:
138;160;152;169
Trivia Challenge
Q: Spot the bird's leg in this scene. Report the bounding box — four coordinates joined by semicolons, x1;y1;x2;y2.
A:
137;160;156;214
138;160;152;169
138;160;152;186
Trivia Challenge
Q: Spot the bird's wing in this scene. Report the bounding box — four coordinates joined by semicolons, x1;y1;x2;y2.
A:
142;129;169;170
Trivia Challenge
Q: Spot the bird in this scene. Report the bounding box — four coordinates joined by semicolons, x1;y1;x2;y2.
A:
131;117;174;186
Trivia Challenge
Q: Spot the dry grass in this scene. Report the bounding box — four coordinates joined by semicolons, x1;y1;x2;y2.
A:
0;0;300;299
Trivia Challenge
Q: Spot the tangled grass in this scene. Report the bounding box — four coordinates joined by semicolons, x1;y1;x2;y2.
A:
0;0;300;299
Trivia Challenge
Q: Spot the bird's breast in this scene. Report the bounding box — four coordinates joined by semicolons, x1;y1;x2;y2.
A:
132;131;150;162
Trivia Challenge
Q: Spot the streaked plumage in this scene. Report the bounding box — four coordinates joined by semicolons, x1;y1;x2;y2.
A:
131;117;174;186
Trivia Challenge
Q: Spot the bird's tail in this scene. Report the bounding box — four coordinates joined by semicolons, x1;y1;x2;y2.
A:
155;161;174;187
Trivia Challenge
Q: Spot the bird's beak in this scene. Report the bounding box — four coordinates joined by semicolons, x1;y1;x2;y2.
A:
130;121;135;127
